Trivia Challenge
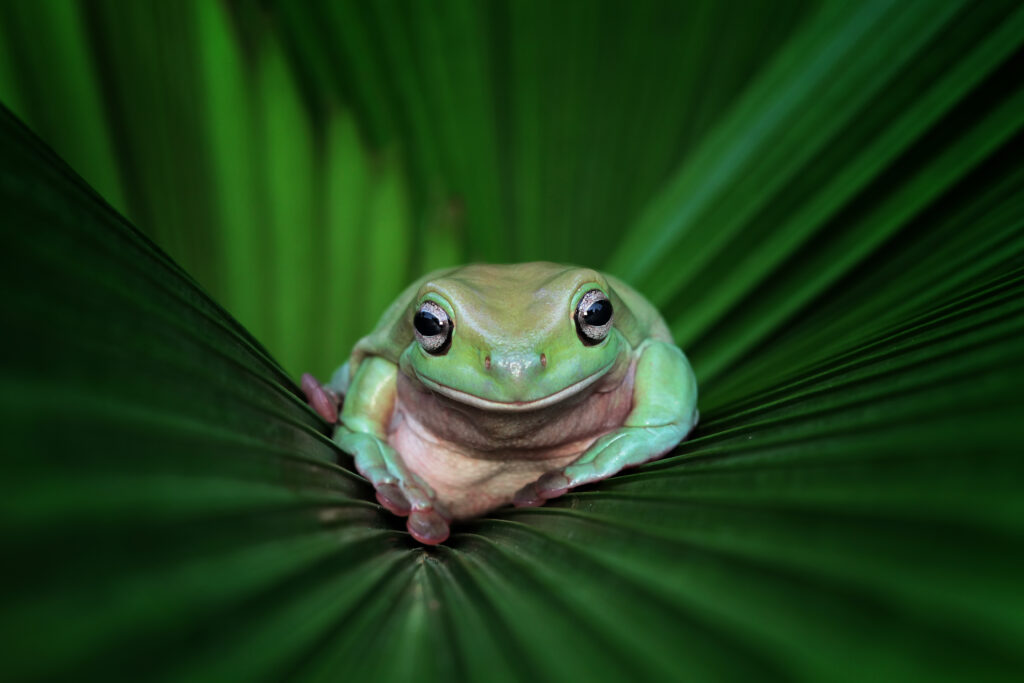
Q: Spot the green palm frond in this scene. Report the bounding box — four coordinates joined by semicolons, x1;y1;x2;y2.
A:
1;1;1022;680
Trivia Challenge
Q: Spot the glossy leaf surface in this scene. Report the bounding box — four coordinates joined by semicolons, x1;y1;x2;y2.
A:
1;2;1023;681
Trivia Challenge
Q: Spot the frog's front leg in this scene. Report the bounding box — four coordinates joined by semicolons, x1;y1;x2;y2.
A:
334;357;451;544
513;341;698;507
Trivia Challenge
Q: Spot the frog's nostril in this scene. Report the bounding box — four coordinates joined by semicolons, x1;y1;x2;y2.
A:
489;351;545;379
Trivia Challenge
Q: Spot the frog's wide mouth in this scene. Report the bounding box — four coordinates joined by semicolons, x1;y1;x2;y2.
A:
415;362;613;412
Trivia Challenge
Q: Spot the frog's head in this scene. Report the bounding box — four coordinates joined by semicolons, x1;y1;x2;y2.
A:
399;262;630;411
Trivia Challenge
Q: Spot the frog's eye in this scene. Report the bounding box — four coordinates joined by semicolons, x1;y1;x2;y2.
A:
414;301;452;355
575;289;613;345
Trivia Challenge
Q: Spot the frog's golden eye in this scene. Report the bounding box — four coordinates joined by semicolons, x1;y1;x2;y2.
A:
414;301;452;355
575;289;613;345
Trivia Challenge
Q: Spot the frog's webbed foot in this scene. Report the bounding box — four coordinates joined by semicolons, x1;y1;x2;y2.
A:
512;423;691;508
301;372;341;424
335;429;451;545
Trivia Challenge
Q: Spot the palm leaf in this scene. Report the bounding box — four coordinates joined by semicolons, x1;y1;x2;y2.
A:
1;1;1023;680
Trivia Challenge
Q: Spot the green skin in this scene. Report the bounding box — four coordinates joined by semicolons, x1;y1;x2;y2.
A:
302;262;698;544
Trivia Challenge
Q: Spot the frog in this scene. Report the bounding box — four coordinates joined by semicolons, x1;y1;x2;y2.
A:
301;262;698;545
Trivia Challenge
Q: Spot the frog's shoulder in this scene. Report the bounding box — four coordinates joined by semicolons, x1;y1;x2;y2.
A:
603;272;673;346
349;266;460;370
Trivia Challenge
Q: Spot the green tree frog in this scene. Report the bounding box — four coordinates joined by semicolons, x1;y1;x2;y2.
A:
302;262;698;544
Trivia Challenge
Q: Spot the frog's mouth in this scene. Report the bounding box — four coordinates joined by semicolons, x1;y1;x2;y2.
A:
415;363;613;413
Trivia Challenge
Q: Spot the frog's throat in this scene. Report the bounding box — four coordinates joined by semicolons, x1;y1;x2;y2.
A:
414;361;615;413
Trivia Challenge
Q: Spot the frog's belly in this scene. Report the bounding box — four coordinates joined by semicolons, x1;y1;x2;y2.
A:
386;366;635;519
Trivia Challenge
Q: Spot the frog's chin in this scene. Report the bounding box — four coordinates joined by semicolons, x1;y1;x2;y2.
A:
415;364;613;413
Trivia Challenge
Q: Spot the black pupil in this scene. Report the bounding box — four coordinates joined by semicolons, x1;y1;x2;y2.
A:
583;299;612;326
415;309;445;336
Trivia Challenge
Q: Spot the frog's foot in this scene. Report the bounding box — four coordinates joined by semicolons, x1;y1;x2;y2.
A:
512;425;688;507
336;429;451;545
301;372;340;424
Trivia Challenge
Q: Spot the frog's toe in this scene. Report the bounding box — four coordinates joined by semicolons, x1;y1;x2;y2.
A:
513;471;571;507
301;372;339;423
356;457;449;542
355;464;417;517
337;428;450;543
511;486;544;508
374;483;411;516
407;508;450;545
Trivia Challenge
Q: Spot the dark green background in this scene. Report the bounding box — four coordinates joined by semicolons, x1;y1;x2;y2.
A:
1;1;1023;680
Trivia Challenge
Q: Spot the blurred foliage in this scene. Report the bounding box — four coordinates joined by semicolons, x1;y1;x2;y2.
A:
1;0;1023;681
0;0;812;378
